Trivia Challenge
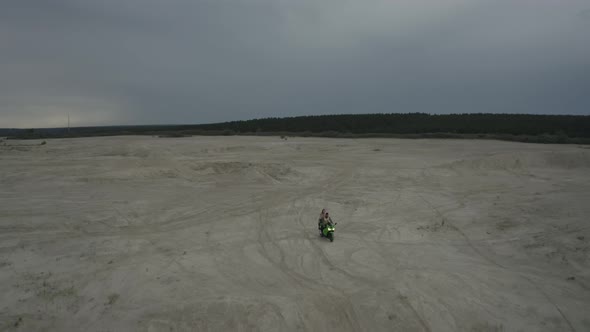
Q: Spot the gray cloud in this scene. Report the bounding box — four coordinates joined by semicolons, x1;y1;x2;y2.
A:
1;0;589;127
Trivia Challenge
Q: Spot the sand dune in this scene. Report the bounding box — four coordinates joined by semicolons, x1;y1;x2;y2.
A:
1;136;589;331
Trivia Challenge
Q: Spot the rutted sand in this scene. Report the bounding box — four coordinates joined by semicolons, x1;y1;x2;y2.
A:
1;136;589;331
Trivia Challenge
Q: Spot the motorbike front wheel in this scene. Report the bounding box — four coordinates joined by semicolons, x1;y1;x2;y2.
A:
328;232;334;242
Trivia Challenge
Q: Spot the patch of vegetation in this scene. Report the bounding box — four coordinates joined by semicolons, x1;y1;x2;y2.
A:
158;133;192;138
4;113;590;144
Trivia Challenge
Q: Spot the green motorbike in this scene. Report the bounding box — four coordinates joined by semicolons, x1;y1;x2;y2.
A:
319;222;337;242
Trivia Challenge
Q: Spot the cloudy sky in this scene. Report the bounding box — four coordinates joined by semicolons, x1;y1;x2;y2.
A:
1;0;589;128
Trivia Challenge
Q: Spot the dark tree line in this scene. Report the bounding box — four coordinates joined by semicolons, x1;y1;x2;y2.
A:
4;113;590;142
194;113;590;137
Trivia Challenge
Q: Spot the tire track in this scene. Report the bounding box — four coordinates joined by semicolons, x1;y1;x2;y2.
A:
419;194;577;331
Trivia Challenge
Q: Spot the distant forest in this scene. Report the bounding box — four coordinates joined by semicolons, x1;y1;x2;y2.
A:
2;113;590;144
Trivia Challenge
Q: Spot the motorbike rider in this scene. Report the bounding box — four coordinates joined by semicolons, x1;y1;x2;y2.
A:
318;211;334;230
318;209;326;229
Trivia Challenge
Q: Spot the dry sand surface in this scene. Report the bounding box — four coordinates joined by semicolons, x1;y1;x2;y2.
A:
1;136;590;331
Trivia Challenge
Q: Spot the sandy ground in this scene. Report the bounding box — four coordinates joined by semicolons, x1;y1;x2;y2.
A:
1;136;590;331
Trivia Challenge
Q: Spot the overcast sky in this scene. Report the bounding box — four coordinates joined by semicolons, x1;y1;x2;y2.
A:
1;0;589;128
